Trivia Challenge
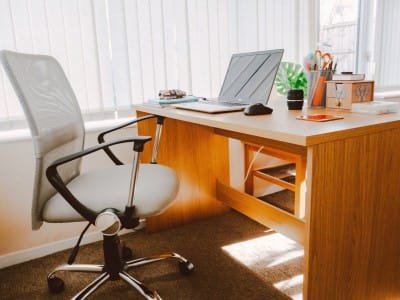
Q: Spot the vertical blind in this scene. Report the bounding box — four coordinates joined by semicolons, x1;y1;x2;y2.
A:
0;0;310;129
374;0;400;90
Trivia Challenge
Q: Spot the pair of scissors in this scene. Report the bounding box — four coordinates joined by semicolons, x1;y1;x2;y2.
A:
314;50;332;70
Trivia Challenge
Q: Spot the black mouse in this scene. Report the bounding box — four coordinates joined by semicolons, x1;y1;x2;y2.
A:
244;103;273;116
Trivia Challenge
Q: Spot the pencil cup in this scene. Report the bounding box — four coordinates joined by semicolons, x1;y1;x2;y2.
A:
307;70;333;107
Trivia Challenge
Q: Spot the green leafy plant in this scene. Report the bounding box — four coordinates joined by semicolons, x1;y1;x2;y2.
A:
275;62;308;97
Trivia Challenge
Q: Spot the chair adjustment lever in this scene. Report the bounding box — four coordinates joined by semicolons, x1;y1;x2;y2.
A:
120;206;140;229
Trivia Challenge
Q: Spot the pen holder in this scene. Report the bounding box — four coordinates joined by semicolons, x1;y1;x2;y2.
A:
307;70;333;107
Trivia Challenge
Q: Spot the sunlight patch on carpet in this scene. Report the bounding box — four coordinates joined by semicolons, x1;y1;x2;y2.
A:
274;274;303;299
221;230;304;299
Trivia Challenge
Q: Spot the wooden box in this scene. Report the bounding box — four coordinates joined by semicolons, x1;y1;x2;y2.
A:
326;80;374;110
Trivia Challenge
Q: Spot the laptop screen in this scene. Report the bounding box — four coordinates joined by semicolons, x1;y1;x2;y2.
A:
218;49;284;104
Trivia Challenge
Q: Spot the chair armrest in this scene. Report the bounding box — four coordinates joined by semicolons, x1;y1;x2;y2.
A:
46;136;152;224
98;115;160;165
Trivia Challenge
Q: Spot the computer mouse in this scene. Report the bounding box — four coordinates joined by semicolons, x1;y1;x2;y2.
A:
244;103;273;116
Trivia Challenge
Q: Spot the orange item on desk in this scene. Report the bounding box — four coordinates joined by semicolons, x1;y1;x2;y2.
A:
296;114;344;122
308;70;333;107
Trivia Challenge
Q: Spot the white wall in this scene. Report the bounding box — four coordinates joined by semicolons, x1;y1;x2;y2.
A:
0;126;137;266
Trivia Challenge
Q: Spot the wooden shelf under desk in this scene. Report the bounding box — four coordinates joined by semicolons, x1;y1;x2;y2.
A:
253;163;296;192
244;143;306;218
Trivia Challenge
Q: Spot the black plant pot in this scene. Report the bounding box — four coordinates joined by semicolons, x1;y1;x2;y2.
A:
287;99;304;110
286;89;304;110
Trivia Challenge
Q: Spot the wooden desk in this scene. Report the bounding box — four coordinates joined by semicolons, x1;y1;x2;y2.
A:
135;99;400;299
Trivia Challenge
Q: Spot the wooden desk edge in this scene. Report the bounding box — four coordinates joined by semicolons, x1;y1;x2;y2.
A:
135;105;400;147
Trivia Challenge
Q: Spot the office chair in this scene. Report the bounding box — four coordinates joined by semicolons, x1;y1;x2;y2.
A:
0;50;193;299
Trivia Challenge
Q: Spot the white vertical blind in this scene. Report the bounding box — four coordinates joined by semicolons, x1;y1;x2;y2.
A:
374;0;400;90
0;0;110;124
0;0;310;129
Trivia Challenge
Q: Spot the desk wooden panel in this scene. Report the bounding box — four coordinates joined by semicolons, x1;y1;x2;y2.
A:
136;111;229;232
305;129;400;299
135;100;400;299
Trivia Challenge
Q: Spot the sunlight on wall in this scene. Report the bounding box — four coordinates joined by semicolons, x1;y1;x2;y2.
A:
222;230;304;299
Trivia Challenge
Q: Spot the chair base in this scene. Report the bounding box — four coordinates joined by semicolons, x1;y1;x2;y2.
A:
47;234;194;299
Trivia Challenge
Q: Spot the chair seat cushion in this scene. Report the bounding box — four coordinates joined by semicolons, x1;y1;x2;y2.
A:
42;163;179;223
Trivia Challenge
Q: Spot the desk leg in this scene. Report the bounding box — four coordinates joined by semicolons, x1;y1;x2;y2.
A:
304;129;400;299
244;144;254;195
136;111;230;232
294;156;306;219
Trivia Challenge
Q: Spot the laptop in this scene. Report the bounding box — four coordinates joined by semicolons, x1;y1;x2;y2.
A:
173;49;284;113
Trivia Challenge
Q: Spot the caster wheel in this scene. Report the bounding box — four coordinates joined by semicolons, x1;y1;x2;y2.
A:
47;275;65;294
122;246;133;260
179;261;194;276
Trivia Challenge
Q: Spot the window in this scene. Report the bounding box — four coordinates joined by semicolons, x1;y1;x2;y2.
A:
0;0;118;130
0;0;313;132
319;0;400;92
373;0;400;91
318;0;359;73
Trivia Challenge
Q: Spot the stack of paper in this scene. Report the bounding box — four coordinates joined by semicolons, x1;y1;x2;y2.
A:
351;101;399;114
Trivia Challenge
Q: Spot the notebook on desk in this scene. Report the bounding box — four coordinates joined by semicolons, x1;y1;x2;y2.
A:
173;49;284;113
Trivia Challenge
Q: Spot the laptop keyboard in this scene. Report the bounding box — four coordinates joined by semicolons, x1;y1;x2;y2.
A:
202;101;248;107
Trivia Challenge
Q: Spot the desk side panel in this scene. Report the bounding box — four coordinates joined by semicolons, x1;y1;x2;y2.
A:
305;128;400;299
137;111;229;231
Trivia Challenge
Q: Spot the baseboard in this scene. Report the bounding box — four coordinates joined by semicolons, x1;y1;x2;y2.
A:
0;228;133;269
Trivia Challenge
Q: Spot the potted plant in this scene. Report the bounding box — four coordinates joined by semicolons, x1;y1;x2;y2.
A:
275;62;308;110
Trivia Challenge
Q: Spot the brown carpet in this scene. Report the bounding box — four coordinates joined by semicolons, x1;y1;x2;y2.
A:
0;211;303;299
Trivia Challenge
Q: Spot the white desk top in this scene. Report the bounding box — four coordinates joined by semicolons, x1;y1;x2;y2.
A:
134;98;400;146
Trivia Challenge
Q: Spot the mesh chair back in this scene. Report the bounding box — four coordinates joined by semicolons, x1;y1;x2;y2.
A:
0;50;85;229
